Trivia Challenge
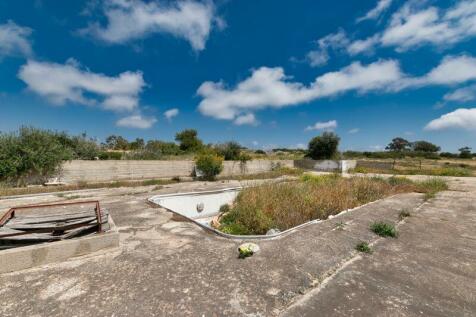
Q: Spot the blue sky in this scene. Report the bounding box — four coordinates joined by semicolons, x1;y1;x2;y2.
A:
1;0;476;152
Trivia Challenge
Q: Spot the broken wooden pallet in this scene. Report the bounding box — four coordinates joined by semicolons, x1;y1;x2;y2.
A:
0;204;110;249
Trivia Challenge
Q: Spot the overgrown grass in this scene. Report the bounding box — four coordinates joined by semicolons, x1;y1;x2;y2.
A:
370;222;397;237
218;175;448;235
355;242;372;253
351;166;473;177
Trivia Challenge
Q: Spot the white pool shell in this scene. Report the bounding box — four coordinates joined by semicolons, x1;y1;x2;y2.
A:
148;187;396;240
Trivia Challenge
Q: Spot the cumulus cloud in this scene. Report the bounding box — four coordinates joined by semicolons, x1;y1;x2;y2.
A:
348;128;360;134
425;108;476;131
81;0;220;51
117;114;157;128
164;108;179;120
198;59;402;122
306;30;349;67
305;120;337;131
0;21;33;59
444;84;476;102
357;0;393;23
18;59;145;111
234;113;258;126
198;54;476;123
351;0;476;54
395;55;476;90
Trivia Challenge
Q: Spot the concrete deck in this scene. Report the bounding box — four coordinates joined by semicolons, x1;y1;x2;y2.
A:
0;177;475;316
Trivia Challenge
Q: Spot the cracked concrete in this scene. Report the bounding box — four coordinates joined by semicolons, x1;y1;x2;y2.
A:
0;176;475;316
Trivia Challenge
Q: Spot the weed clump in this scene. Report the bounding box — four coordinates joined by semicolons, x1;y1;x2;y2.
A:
399;209;411;220
355;242;372;253
370;222;397;238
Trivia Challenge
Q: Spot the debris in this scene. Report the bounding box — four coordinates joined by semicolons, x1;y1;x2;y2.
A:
266;228;281;235
0;201;109;250
238;242;260;258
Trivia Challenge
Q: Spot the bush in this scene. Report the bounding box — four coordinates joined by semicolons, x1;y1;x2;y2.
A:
307;132;340;160
215;141;242;160
98;151;123;160
145;140;181;156
0;127;72;185
194;151;224;180
175;129;203;152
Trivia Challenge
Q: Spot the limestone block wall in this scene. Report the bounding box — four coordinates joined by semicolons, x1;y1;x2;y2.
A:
58;160;294;184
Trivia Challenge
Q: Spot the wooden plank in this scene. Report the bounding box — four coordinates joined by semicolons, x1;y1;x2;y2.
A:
8;211;108;225
62;224;97;239
5;217;97;231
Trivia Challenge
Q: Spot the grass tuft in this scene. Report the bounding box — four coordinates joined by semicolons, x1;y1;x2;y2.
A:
355;242;372;253
370;222;397;238
398;209;411;220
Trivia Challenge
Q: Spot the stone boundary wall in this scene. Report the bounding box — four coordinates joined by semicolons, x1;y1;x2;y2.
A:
356;160;394;170
57;160;294;184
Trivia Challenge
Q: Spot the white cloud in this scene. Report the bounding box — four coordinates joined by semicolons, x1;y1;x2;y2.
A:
352;0;476;54
18;59;145;112
395;55;476;90
305;120;337;131
348;128;360;134
198;54;476;123
306;30;349;67
164;108;179;120
198;59;402;121
116;114;157;128
421;55;476;85
347;35;380;55
296;143;306;149
425;108;476;131
0;21;33;58
357;0;393;23
234;113;258;126
82;0;219;51
444;84;476;102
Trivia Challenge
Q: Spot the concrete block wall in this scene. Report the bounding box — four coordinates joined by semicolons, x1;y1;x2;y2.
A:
294;159;357;173
58;160;294;184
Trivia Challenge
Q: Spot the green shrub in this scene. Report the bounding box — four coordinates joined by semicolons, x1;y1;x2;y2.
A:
370;222;397;237
0;127;72;185
307;132;340;160
215;141;242;160
98;151;123;160
194;151;224;180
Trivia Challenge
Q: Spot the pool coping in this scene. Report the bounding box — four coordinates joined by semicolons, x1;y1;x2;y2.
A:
148;187;397;240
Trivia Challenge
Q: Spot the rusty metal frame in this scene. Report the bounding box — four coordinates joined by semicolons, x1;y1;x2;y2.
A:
0;200;103;234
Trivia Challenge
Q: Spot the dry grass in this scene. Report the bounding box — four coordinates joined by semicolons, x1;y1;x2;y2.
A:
0;178;180;197
219;175;447;235
218;167;303;181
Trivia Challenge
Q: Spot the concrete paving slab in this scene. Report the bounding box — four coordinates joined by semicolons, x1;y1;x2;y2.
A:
0;177;475;316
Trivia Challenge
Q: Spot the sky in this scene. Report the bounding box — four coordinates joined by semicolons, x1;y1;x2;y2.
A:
1;0;476;152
